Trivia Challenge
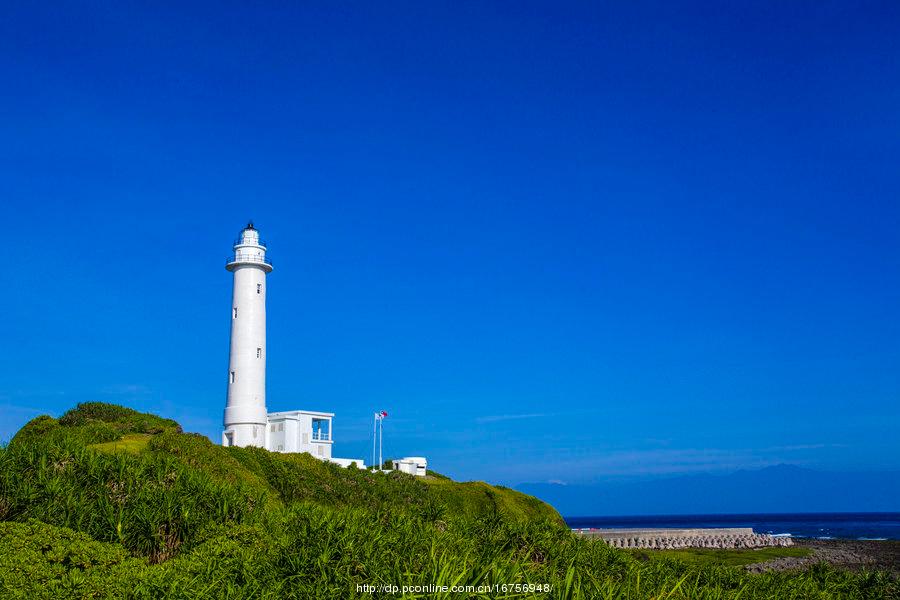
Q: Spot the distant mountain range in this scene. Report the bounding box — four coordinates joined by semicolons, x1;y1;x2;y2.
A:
517;465;900;517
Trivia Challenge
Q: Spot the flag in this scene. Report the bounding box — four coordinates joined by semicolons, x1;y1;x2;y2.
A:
381;411;388;418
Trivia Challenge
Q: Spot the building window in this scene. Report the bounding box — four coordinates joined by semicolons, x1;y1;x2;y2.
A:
302;433;309;444
279;423;284;431
271;424;276;432
229;371;235;383
317;446;324;457
312;418;330;441
233;307;237;319
257;347;262;359
257;284;261;294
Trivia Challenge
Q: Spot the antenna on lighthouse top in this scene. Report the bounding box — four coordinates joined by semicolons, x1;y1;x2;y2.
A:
246;221;255;230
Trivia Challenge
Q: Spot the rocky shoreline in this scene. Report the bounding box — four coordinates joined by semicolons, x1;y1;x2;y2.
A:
745;538;900;574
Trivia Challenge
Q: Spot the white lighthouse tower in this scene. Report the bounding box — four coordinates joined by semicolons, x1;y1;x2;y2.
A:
217;223;368;469
222;222;273;448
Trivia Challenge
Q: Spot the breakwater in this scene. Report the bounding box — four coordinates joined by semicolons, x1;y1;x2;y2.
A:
573;527;793;550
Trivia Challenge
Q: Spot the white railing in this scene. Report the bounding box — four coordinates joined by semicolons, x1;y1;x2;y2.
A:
311;431;330;441
226;253;273;266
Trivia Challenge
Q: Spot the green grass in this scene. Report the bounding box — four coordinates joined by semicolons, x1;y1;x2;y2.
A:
0;402;897;599
90;434;152;454
631;546;812;567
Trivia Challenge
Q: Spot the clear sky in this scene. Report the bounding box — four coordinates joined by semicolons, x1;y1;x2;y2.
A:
1;2;898;488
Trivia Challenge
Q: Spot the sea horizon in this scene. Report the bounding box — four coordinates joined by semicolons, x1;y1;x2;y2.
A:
564;512;900;541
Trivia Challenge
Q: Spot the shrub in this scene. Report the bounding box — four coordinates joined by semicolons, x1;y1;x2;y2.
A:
0;520;147;599
1;403;897;599
59;402;181;434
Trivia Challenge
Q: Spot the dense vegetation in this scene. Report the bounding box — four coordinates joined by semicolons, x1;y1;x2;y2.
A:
629;548;812;568
0;403;896;599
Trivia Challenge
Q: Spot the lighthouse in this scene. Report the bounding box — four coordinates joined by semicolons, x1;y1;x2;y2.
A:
222;222;273;448
217;223;368;469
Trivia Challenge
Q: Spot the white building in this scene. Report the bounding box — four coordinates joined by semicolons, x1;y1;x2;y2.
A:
221;223;364;469
392;457;427;477
266;409;333;456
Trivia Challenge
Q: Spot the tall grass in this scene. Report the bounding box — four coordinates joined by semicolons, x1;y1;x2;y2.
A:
0;403;896;599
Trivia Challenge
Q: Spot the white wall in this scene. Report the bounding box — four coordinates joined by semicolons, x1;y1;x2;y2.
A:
392;457;427;477
268;420;286;452
284;418;300;452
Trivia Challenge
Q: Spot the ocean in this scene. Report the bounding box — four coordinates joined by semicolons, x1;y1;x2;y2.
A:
564;513;900;540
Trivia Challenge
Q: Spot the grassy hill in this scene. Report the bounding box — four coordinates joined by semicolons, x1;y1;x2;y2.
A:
0;403;896;599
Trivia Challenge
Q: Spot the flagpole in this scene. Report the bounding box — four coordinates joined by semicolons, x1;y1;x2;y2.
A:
372;413;376;470
379;414;383;470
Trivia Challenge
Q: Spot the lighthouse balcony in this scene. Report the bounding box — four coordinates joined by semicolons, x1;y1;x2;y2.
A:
226;252;273;271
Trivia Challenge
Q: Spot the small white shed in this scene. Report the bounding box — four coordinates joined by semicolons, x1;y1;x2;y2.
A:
392;456;427;477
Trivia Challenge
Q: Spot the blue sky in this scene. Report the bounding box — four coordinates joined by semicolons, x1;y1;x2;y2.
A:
1;2;898;488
